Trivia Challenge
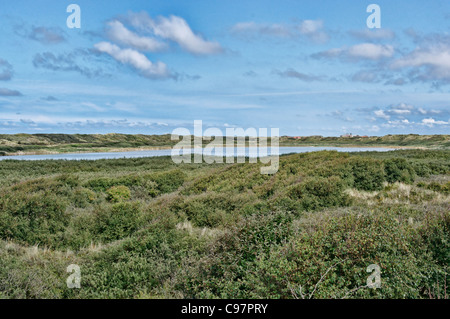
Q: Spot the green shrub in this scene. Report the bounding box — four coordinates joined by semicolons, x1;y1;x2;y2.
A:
169;192;252;227
106;185;131;203
94;202;141;242
142;180;160;197
385;158;416;184
148;169;186;193
72;187;97;207
71;224;201;298
425;181;450;195
0;191;68;247
411;162;432;177
178;212;293;298
287;176;351;211
56;174;80;187
0;243;68;298
350;158;385;191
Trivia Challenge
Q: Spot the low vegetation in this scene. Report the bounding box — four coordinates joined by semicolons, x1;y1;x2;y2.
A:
0;149;448;298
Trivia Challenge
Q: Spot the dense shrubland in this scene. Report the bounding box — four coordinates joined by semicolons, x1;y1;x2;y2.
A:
0;149;449;298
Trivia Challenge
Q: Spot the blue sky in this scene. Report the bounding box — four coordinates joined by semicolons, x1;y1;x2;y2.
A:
0;0;449;136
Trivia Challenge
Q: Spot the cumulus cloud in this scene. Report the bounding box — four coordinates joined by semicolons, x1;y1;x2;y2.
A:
272;68;325;82
106;20;167;52
94;42;171;79
313;43;395;61
0;88;23;96
92;12;219;79
126;12;223;55
0;59;13;81
231;19;328;43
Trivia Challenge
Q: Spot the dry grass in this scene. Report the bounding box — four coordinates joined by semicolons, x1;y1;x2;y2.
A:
346;182;449;206
175;220;223;238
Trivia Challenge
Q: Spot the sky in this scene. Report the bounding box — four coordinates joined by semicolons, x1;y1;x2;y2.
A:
0;0;449;136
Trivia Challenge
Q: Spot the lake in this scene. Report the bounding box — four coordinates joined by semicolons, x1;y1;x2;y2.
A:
0;146;398;161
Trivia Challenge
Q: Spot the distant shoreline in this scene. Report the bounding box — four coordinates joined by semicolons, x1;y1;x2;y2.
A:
1;144;426;157
0;133;447;156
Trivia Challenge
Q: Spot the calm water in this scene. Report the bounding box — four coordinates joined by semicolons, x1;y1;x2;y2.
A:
0;146;397;161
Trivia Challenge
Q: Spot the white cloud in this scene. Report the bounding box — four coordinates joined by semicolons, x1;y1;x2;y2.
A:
314;43;394;61
374;110;390;120
391;109;411;114
231;19;328;43
367;104;449;128
106;20;167;52
127;12;223;55
383;119;413;128
153;16;223;54
299;20;322;34
421;118;448;127
347;43;394;60
390;103;413;115
298;20;328;42
418;107;427;115
94;42;171;79
391;44;450;80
